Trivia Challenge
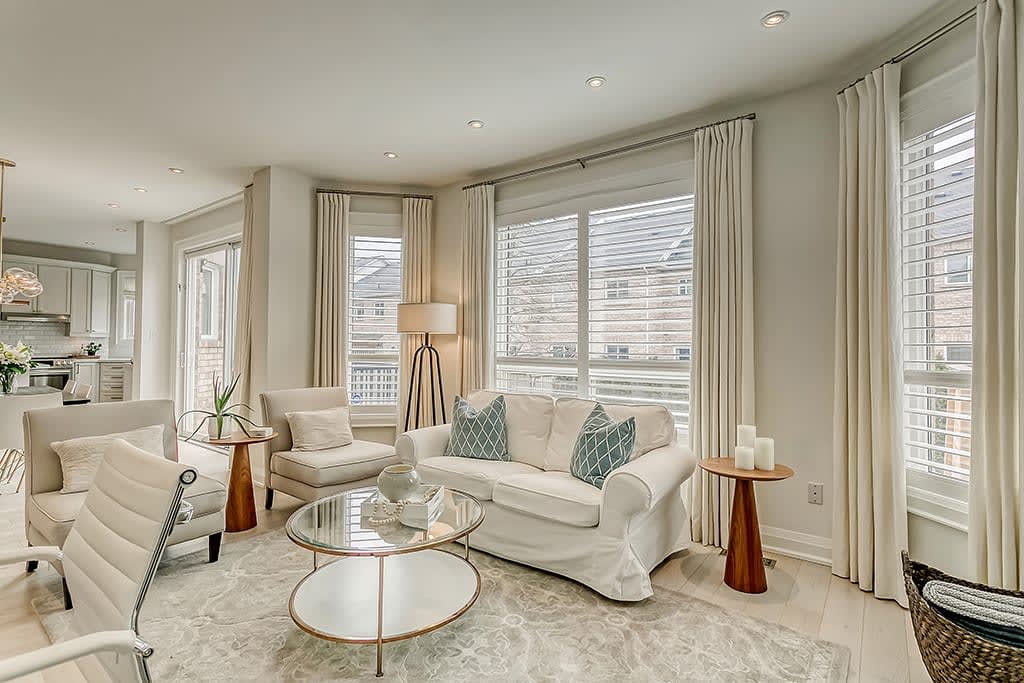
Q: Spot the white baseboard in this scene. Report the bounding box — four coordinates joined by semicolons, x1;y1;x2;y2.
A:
759;525;831;566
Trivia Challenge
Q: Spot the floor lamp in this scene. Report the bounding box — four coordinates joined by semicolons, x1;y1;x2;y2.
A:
398;303;457;432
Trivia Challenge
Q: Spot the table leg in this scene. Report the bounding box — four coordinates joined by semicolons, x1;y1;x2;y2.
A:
376;556;385;678
724;479;767;594
225;443;257;532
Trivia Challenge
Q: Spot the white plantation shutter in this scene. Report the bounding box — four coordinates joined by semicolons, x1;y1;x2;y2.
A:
348;226;402;410
494;193;692;429
901;112;974;484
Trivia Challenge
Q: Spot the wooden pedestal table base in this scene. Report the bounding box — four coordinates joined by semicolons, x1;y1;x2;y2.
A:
697;457;795;594
208;432;277;532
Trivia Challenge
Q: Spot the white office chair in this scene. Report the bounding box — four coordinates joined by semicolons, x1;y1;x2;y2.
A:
0;439;197;682
72;382;92;400
0;392;63;491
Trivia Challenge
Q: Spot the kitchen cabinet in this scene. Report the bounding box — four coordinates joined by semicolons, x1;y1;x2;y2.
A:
72;361;99;396
70;268;110;336
35;265;71;315
98;362;132;402
0;260;38;313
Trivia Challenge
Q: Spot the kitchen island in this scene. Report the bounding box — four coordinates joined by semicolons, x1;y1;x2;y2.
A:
12;385;90;406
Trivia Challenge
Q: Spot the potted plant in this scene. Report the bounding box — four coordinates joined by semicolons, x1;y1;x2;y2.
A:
82;342;102;357
0;341;35;394
176;375;260;440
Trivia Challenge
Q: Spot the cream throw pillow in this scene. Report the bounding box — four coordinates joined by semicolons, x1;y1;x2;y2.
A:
51;424;165;494
285;405;353;451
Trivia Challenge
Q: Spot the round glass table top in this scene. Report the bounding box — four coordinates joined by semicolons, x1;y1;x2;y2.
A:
285;486;484;557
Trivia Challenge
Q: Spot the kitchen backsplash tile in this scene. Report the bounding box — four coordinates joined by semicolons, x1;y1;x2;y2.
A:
0;321;102;357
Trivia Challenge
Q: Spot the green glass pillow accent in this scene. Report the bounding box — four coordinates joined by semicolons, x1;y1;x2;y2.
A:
570;404;636;489
444;395;510;461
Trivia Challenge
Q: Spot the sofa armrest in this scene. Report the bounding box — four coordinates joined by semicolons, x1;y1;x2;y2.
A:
600;443;696;537
395;425;451;466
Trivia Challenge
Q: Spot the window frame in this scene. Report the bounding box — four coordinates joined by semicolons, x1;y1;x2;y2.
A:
115;270;136;344
492;181;693;429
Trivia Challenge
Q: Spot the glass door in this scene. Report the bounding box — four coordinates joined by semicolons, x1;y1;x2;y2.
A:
181;241;241;434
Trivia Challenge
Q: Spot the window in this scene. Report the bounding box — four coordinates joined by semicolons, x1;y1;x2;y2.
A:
944;253;972;284
495;195;693;427
678;277;693;296
675;346;691;361
348;234;402;412
199;261;221;340
606;279;629;299
605;345;630;360
901;112;974;485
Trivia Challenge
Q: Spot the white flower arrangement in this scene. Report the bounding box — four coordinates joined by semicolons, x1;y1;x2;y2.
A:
0;341;36;393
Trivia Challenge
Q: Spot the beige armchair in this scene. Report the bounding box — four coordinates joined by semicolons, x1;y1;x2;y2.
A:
22;399;227;575
0;439;198;683
259;387;398;509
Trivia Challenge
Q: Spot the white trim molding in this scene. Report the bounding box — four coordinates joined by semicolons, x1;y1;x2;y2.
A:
760;525;832;566
907;484;968;533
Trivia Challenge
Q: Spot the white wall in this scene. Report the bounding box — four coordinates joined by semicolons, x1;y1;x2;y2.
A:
428;0;977;570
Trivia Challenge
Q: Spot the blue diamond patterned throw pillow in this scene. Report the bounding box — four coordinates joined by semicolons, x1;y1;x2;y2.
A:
569;405;636;488
444;395;510;461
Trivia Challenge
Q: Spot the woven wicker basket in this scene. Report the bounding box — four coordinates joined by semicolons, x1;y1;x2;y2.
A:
903;551;1024;682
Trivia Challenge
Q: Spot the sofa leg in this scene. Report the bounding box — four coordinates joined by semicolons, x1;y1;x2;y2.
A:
62;578;73;610
265;488;274;510
26;559;38;573
208;532;223;563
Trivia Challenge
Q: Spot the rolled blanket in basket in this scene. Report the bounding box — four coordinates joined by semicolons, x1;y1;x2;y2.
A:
923;580;1024;649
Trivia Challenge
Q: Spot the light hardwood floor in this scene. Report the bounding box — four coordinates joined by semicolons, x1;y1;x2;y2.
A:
1;444;928;682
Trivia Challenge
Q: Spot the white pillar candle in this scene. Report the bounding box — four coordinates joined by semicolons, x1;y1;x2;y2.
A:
737;424;757;449
755;437;775;471
735;446;755;470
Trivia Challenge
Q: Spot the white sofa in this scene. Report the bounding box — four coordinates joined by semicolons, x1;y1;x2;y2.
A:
396;390;696;601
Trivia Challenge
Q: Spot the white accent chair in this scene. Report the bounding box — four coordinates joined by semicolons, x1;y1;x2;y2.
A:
0;391;63;491
397;390;697;601
259;387;399;509
23;400;227;577
0;439;197;683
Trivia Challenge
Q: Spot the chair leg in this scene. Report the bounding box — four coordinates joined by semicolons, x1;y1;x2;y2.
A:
265;488;274;510
25;560;38;573
62;578;73;610
208;532;223;563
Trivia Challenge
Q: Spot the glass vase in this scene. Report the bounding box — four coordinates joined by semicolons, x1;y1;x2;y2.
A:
0;373;15;395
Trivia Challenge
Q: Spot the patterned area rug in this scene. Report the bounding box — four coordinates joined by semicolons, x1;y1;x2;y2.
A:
34;532;849;682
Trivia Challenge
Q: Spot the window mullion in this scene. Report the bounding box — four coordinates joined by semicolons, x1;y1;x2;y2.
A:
578;208;590;399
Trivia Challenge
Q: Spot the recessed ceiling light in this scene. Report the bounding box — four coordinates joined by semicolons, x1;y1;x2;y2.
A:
132;186;147;193
586;76;606;88
106;202;120;208
114;227;129;233
168;167;184;174
85;241;96;247
467;120;485;129
761;10;790;28
384;152;398;159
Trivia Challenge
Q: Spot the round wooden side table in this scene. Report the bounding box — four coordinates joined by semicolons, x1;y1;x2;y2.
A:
208;432;277;532
697;457;794;594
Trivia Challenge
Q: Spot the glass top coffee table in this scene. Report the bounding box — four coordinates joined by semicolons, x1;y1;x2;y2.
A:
285;486;484;678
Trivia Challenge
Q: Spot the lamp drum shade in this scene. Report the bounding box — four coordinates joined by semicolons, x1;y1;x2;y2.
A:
397;303;457;334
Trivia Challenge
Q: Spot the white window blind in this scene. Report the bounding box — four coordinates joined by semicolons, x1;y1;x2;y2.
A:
348;234;402;410
495;195;692;428
901;112;974;484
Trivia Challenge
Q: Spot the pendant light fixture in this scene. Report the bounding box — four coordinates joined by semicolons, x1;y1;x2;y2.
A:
0;159;44;304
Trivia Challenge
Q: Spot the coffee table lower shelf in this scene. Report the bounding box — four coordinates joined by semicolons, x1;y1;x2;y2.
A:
289;548;480;676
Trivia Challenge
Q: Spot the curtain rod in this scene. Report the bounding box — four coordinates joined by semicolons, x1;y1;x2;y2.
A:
462;112;757;191
837;4;978;95
315;188;434;200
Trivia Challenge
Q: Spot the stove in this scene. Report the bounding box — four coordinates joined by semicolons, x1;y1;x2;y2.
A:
29;356;74;389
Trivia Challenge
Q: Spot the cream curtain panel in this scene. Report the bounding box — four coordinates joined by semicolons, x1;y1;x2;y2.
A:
233;186;255;405
400;197;434;428
689;118;756;548
832;63;908;606
313;192;350;388
460;185;495;395
969;0;1023;591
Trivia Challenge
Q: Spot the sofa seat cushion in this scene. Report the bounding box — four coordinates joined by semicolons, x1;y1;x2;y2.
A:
417;456;540;501
492;471;603;528
271;440;398;487
29;474;226;546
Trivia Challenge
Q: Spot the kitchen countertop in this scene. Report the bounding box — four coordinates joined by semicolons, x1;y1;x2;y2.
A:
70;357;133;363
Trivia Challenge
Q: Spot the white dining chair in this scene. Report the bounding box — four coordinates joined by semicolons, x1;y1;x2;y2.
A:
72;382;92;400
62;380;78;394
0;439;198;683
0;392;63;491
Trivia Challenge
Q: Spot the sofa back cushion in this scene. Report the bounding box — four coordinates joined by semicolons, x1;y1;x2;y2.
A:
545;397;675;472
467;390;553;469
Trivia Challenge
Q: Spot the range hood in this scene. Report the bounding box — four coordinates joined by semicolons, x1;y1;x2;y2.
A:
0;312;71;323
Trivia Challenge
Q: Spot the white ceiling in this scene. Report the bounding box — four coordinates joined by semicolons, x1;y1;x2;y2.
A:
1;0;946;254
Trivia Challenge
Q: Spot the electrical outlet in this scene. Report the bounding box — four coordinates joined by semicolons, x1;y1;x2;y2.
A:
808;482;824;505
